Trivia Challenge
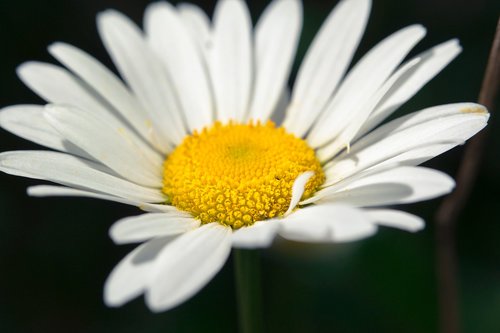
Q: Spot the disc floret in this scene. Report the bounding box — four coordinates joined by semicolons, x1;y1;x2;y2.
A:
163;121;324;229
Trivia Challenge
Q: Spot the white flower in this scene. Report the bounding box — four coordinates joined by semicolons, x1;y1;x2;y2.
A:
0;0;488;312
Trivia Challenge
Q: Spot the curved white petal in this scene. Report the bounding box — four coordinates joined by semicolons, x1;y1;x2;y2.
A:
145;2;213;132
308;24;426;147
232;220;281;249
17;62;120;123
48;42;157;147
0;105;89;158
280;204;377;243
146;223;232;312
324;103;489;184
0;151;165;203
356;39;462;138
335;103;487;161
313;183;413;207
177;3;212;55
27;185;174;212
210;0;253;122
317;56;422;161
365;209;424;232
110;212;200;245
17;61;164;164
285;171;314;216
104;237;172;307
303;161;402;204
45;104;162;187
309;166;454;206
97;10;185;149
247;0;302;122
347;167;455;204
284;0;371;137
382;141;464;168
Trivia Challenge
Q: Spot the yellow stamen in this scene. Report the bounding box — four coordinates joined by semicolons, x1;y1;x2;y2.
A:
162;121;324;229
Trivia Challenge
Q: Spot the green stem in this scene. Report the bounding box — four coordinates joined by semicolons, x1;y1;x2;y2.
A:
233;249;264;333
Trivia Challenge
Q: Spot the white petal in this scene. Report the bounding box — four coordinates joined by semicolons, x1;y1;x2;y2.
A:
349;167;455;204
0;105;89;158
285;171;314;216
357;39;462;137
365;209;424;232
48;42;158;147
177;3;212;55
146;223;232;312
27;185;175;213
283;0;371;137
231;220;281;249
324;103;489;184
383;141;464;167
104;237;171;307
310;166;455;206
247;0;302;122
313;183;413;207
110;212;200;244
145;2;213;132
280;204;377;243
16;62;163;164
302;161;400;204
17;62;121;124
0;151;165;203
317;57;422;161
210;0;253;122
308;24;427;147
44;104;162;187
97;10;186;149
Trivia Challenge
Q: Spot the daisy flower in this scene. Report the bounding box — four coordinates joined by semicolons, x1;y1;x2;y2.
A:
0;0;488;312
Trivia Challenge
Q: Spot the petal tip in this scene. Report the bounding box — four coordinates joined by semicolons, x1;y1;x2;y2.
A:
409;23;427;39
16;62;32;78
459;104;489;116
47;41;65;54
97;9;125;28
409;221;425;233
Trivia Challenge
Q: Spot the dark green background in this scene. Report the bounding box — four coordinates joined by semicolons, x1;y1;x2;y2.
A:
0;0;498;332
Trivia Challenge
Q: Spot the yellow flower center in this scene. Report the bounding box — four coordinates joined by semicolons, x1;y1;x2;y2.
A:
162;121;324;229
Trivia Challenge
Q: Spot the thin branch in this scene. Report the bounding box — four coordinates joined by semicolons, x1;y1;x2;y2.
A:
435;17;500;333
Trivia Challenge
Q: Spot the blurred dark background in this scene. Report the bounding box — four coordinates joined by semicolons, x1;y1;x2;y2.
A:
0;0;498;332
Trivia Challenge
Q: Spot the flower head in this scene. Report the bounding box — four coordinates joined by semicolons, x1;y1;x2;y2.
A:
0;0;488;312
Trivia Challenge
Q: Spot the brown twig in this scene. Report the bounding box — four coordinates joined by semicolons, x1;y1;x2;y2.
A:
435;18;500;333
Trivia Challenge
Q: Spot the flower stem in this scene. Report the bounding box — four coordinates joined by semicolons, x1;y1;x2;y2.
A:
233;249;264;333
